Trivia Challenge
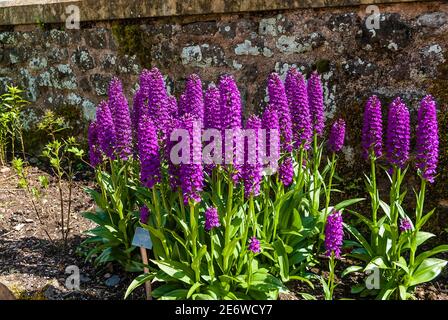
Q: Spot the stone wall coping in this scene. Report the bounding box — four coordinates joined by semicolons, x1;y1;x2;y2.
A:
0;0;434;26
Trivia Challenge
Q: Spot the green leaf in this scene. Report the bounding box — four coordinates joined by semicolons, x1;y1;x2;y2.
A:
341;266;363;278
403;232;435;250
409;258;447;287
333;198;365;211
393;257;409;274
343;223;373;257
158;289;189;300
379;200;391;219
272;239;289;282
417;209;436;229
124;273;153;299
151;260;195;285
415;245;448;266
398;285;407;300
187;282;203;299
365;256;388;271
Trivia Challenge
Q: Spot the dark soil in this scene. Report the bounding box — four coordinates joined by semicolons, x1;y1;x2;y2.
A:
1;164;447;300
0;165;145;300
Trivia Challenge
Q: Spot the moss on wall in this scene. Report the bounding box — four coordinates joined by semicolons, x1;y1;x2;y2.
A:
111;23;152;69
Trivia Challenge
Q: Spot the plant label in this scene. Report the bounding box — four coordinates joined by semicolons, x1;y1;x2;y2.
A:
132;227;152;250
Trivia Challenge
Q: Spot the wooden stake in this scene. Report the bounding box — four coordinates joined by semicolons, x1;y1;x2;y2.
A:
140;246;152;300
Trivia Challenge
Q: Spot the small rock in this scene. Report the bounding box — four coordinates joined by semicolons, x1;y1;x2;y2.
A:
29;157;38;164
80;275;91;283
0;167;10;173
105;275;120;287
14;224;25;231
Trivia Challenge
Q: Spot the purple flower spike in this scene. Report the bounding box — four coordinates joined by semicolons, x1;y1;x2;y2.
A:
307;71;325;135
178;93;187;117
108;77;133;160
325;210;344;258
219;74;243;181
267;73;293;152
138;115;160;189
167;95;178;118
96;101;116;159
279;156;294;187
140;206;149;224
328;118;346;153
204;207;221;231
362;95;383;160
219;74;242;130
285;68;312;150
204;85;221;130
179;114;204;204
261;104;280;166
184;74;204;124
132;89;145;135
416;95;439;183
243;115;262;198
88;121;102;167
386;97;410;169
248;237;261;253
399;218;412;232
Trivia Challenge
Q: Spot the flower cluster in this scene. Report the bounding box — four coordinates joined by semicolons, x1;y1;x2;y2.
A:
248;237;261;253
386;97;410;169
204;207;220;231
328;118;346;153
415;95;439;183
89;67;343;210
325;210;344;258
362;95;383;159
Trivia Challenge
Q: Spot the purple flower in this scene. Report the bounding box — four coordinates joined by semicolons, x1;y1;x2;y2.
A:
386;97;410;169
141;68;171;137
204;85;221;130
261;104;280;167
178;93;187;117
204;207;220;231
325;210;344;258
184;74;204;124
279;156;294;187
242;115;262;198
328;118;346;153
219;75;242;181
362;95;383;160
131;89;145;136
167;95;178;118
399;218;412;232
166;117;181;189
88;121;102;167
96;101;116;159
307;71;325;135
219;74;242;130
285;68;312;150
268;73;293;152
140;206;149;224
108;77;133;160
248;236;261;253
416;95;439;183
179;114;204;204
138;115;160;189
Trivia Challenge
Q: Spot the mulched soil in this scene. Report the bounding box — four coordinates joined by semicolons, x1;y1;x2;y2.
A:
0;164;447;300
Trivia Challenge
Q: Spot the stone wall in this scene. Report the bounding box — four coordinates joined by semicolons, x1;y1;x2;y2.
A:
1;1;448;217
